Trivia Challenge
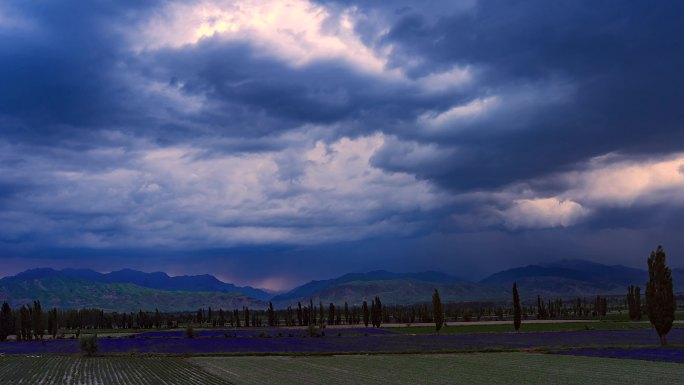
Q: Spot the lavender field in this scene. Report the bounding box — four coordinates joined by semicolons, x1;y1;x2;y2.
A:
1;328;682;355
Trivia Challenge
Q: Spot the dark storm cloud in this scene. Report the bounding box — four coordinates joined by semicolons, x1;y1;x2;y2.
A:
367;0;684;191
0;2;163;135
1;0;684;285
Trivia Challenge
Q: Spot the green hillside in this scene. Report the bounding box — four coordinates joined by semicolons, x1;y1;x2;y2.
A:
273;278;507;307
0;276;266;312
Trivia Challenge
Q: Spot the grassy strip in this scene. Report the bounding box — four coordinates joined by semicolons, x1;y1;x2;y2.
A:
191;352;684;385
390;321;684;335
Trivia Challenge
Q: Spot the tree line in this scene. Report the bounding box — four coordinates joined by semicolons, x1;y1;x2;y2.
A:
510;245;676;345
0;246;676;345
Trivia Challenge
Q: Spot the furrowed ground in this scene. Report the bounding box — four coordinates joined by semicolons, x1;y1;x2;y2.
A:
0;356;230;385
191;352;684;385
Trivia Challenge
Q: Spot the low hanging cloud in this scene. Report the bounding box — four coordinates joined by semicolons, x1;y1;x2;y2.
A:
496;153;684;230
503;198;589;229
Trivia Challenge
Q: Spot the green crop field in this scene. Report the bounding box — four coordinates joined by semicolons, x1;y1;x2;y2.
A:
0;356;230;385
390;321;684;335
192;352;684;385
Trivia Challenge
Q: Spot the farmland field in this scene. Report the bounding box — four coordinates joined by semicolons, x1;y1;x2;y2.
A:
193;352;684;385
1;328;683;355
0;356;230;385
552;348;684;363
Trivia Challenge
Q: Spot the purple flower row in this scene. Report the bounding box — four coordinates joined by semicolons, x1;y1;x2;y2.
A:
0;329;681;355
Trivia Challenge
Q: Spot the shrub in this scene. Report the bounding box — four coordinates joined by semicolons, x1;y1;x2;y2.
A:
307;323;318;337
185;325;195;338
79;334;98;357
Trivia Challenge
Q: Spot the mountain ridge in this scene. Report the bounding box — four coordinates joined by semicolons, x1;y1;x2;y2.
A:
2;260;682;310
8;267;273;301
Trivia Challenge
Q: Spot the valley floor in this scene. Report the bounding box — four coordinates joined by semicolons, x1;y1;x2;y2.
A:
0;353;682;385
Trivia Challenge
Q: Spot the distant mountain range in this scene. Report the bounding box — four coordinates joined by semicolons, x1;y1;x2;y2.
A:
0;268;270;312
10;268;273;301
271;260;684;306
1;260;682;311
0;275;266;312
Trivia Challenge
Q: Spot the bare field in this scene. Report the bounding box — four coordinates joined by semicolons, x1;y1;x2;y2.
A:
0;355;230;385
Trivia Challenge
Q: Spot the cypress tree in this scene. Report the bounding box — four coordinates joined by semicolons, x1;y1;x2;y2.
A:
33;301;43;340
432;289;443;332
362;301;369;327
297;302;303;326
286;306;293;326
219;309;225;327
20;305;32;341
344;302;350;325
513;282;521;332
646;245;676;345
267;302;275;327
47;310;54;339
310;299;316;325
243;307;250;327
635;286;641;321
50;308;59;338
328;303;335;326
372;296;382;328
234;309;241;327
154;309;161;329
0;302;12;341
627;286;635;320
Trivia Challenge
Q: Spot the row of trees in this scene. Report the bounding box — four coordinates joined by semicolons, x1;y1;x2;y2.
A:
0;293;638;341
626;285;642;321
0;301;53;341
0;246;676;345
510;245;676;345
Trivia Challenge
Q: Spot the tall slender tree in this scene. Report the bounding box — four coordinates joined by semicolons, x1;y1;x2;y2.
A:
328;303;335;326
513;282;521;332
286;306;293;326
33;300;43;340
362;301;369;327
218;309;225;327
267;302;275;327
319;302;325;327
0;302;12;341
49;308;58;338
372;296;382;328
646;245;676;345
19;305;32;341
243;307;250;327
627;286;636;320
432;289;443;332
635;286;641;321
153;309;161;329
233;309;241;327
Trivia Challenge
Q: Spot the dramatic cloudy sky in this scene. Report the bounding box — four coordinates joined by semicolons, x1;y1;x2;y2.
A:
1;0;683;289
